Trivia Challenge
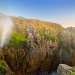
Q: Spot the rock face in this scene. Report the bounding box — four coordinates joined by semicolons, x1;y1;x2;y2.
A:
0;15;75;75
57;64;75;75
2;35;58;75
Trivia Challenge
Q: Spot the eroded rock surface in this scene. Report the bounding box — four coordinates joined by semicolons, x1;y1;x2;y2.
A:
0;15;75;75
57;64;75;75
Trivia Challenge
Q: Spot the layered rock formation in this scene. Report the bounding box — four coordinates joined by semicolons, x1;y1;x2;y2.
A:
0;15;75;75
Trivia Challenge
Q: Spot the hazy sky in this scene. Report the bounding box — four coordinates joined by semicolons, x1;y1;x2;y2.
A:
0;0;75;27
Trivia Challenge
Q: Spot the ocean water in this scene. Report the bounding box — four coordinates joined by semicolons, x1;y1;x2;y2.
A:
49;71;56;75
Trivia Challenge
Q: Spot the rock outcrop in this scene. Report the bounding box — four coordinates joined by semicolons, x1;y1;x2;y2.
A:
0;15;75;75
57;64;75;75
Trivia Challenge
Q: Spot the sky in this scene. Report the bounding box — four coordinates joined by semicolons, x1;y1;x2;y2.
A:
0;0;75;27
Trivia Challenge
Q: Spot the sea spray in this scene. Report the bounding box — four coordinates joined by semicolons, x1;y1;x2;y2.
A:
0;14;14;48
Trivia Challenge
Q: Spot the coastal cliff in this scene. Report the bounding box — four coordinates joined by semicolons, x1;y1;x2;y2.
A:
0;15;75;75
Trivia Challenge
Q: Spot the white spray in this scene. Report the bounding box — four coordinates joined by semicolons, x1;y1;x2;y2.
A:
0;14;14;48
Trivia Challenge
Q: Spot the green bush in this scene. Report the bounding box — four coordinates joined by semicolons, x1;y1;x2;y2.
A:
8;31;27;48
0;60;8;75
0;60;8;69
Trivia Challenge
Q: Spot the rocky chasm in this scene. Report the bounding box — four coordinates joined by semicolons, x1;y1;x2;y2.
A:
0;15;75;75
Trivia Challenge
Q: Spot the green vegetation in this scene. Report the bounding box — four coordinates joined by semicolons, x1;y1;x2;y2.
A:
0;60;8;75
70;67;75;75
0;60;8;69
45;33;58;41
36;27;58;41
70;73;75;75
71;67;75;72
8;31;27;48
36;28;45;36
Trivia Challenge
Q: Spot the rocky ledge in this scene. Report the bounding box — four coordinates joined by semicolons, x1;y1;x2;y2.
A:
57;64;75;75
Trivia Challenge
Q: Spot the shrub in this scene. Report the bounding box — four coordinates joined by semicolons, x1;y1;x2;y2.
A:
8;31;27;48
0;60;8;69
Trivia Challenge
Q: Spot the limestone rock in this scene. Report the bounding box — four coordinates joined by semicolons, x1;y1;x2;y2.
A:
57;64;75;75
